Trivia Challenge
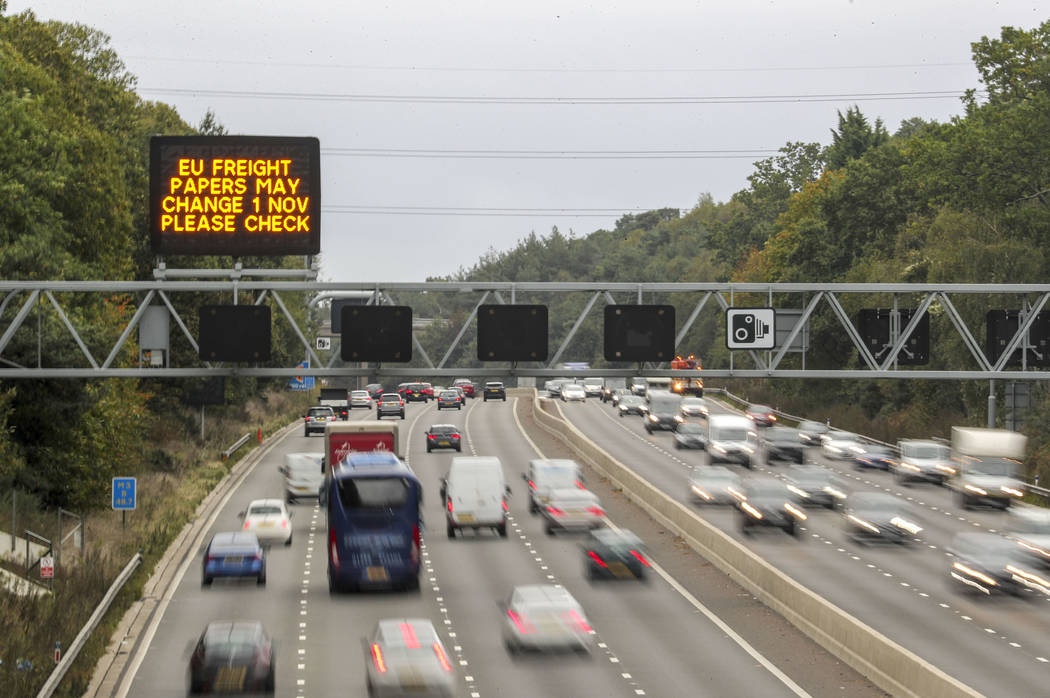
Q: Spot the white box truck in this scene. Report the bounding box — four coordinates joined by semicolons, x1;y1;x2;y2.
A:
950;427;1027;509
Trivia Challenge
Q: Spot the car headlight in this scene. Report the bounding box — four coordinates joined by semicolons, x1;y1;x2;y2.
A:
849;445;866;454
964;484;988;496
823;486;848;499
648;414;658;422
787;485;809;498
741;502;763;519
890;516;922;535
1001;485;1024;498
848;515;880;534
784;503;807;520
936;464;957;475
674;415;684;422
900;462;921;472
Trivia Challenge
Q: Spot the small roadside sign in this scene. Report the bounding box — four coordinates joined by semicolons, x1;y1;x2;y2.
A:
40;556;54;579
112;477;137;510
726;307;777;350
316;336;331;350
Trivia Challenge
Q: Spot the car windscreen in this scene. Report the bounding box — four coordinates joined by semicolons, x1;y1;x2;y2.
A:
248;505;282;515
429;425;457;435
309;409;332;416
535;465;577;487
907;445;950;459
766;428;798;443
336;476;412;510
620;396;643;406
677;423;704;434
712;428;749;442
968;457;1020;477
649;395;682;413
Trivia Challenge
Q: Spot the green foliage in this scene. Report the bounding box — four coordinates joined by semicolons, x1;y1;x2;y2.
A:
825;106;889;170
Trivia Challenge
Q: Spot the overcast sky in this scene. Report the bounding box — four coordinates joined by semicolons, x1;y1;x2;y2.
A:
8;1;1047;282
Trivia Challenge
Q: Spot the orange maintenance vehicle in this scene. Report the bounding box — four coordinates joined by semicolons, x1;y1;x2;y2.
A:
670;355;703;396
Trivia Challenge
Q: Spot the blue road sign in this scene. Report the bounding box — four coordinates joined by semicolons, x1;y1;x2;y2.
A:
288;360;315;391
112;477;136;510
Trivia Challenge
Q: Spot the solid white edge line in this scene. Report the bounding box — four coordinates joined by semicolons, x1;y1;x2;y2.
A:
513;396;813;698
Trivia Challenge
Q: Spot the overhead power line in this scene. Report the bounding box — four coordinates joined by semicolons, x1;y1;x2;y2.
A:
320;147;780;159
322;205;678;218
139;87;979;105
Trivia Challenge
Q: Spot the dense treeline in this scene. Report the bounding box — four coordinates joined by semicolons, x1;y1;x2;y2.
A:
0;5;314;510
423;20;1050;479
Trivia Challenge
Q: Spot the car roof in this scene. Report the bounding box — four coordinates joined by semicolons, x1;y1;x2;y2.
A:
210;531;260;547
350;389;369;395
548;488;598;502
511;584;580;608
589;528;641;547
380;393;401;398
310;405;334;412
247;498;284;508
203;621;266;645
374;618;440;646
428;424;459;431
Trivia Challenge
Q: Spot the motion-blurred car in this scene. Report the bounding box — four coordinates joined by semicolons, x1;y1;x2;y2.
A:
582;529;650;581
364;618;456;697
617;395;648;417
821;432;865;460
279;452;324;503
763;426;804;464
629;377;648;396
583;379;604;397
784;465;848;509
608;388;629;406
483;382;507;401
189;621;274;694
524;459;583;514
600;385;622;403
240;499;293;546
202;532;266;586
402;383;429;403
377;393;406;420
688;465;741;505
436;390;462;410
502;585;594;654
745;404;777;427
843;492;923;545
949;532;1050;597
853;443;897;471
797;420;830;446
645;392;683;433
1007;507;1050;570
895;439;955;485
304;406;335;436
561;384;587;402
541;488;604;535
350;390;374;410
365;383;385;400
452;378;475;398
421;383;434;400
673;422;707;449
736;477;807;537
425;424;462;452
679;396;710;418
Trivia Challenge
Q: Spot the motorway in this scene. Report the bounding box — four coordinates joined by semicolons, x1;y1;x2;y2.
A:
556;395;1050;698
119;395;881;698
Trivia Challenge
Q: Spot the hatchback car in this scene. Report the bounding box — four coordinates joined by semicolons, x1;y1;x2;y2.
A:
853;444;897;471
304;406;335;436
822;432;865;460
453;378;476;398
949;532;1050;597
350;390;374;410
425;424;462;452
502;585;594;654
745;404;777;427
737;478;807;537
843;492;923;545
540;488;604;535
240;499;293;546
679;397;709;418
764;426;804;464
582;528;650;581
436;390;462;410
365;618;456;697
674;422;707;449
377;393;406;420
402;383;429;403
688;465;742;505
365;383;386;400
483;382;507;401
617;395;648;417
784;465;848;509
797;420;830;446
189;621;274;694
202;532;266;586
561;384;586;401
1008;507;1050;570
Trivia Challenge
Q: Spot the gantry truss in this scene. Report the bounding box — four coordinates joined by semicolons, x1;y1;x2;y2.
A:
2;278;1050;380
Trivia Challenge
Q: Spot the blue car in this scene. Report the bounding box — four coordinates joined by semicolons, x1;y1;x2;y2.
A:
202;532;266;586
854;444;896;471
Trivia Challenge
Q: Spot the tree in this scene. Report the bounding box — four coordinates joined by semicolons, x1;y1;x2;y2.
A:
968;20;1050;105
825;106;889;170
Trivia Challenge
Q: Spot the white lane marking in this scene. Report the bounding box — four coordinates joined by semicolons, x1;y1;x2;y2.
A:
512;397;812;698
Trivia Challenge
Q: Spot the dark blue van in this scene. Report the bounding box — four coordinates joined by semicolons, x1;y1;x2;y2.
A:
325;452;422;592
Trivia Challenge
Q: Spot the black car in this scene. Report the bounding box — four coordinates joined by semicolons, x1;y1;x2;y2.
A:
843;492;923;545
436;390;462;410
784;465;848;509
763;426;804;464
854;444;897;471
949;532;1050;597
365;383;385;401
189;621;274;693
738;478;807;537
483;381;506;401
797;420;830;447
645;392;683;433
583;528;650;581
304;406;335;436
673;422;707;449
425;424;462;452
402;382;429;402
617;395;648;417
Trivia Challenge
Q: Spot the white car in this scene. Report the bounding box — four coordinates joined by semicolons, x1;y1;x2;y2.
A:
821;432;865;460
349;390;373;409
561;384;587;401
503;584;594;653
680;397;709;417
365;618;456;697
240;499;293;545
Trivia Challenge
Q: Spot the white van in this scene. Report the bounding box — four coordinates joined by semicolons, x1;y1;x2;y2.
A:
706;414;758;468
441;456;510;538
280;452;325;503
524;459;583;514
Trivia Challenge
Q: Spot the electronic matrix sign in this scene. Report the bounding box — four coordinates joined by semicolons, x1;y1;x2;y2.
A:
150;136;320;256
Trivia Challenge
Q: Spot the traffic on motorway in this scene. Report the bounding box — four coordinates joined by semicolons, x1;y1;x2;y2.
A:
119;381;883;697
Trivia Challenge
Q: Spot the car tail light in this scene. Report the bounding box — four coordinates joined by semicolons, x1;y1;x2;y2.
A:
433;643;453;672
586;551;607;568
253;551;263;562
243;521;251;530
629;549;651;567
371;644;387;673
575;480;585;489
546;506;565;516
585;507;604;516
428;434;436;440
447;499;454;513
329;527;339;569
399;622;421;649
507;610;536;634
305;417;311;422
205;554;215;564
451;434;460;440
566;609;592;633
411;524;420;565
502;500;509;512
281;519;288;528
527;479;536;490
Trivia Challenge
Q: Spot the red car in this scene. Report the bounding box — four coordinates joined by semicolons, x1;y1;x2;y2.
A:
453;379;475;398
745;404;777;427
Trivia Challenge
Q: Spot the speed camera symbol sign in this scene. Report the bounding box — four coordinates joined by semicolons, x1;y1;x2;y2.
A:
726;308;776;350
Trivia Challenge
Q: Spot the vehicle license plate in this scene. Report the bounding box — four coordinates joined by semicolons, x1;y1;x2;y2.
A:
457;514;475;523
224;556;243;565
399;667;426;691
260;522;274;528
609;562;634;578
215;666;246;691
367;566;388;582
437;440;450;446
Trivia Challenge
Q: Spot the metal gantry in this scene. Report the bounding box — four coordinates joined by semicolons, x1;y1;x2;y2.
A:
2;278;1050;379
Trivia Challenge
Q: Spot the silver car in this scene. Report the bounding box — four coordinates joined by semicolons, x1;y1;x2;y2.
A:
365;618;455;697
688;466;742;504
540;488;604;535
349;390;373;410
503;584;594;654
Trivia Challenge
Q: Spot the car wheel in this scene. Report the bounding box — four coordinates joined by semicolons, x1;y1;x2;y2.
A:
502;397;507;401
497;522;507;537
484;397;489;402
400;413;405;419
189;678;206;694
285;533;293;546
286;493;295;505
201;575;212;586
456;445;462;452
529;499;538;514
265;665;275;693
744;457;753;469
447;523;456;539
257;573;266;586
303;430;309;437
377;413;382;420
959;491;971;510
740;519;753;536
545;523;555;536
426;446;432;453
619;412;624;418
